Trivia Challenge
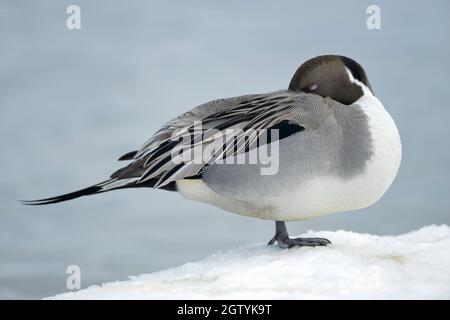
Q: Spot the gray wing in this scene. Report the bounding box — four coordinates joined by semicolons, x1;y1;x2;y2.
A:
119;94;261;160
110;90;313;187
142;94;266;152
109;90;373;196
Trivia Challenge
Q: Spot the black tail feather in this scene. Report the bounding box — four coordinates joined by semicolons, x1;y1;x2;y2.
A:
20;184;105;206
118;150;138;161
21;177;178;206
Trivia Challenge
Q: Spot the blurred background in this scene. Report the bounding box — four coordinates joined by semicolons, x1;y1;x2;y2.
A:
1;0;449;299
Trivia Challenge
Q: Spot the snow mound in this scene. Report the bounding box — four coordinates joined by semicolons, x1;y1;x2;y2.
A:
51;225;450;299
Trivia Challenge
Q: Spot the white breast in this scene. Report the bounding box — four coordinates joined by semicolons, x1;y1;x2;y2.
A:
271;94;402;220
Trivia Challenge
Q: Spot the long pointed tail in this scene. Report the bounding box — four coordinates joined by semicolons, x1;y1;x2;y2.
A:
20;180;116;205
21;177;176;206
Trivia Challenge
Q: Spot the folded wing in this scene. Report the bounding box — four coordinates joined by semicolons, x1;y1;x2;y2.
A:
110;90;311;190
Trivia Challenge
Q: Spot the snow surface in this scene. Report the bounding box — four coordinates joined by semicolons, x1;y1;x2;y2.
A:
51;225;450;300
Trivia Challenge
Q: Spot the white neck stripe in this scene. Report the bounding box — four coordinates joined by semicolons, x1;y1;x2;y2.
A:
345;67;372;96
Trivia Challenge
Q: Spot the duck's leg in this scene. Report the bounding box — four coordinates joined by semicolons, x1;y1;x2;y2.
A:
268;221;331;249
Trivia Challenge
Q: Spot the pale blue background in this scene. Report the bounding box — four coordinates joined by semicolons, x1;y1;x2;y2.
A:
1;0;449;298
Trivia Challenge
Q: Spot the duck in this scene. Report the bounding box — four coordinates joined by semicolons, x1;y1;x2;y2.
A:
24;55;402;249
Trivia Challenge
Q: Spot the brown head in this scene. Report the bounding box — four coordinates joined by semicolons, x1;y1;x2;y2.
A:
288;55;373;105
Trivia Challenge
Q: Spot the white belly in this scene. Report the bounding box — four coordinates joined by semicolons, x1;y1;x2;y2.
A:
177;95;402;221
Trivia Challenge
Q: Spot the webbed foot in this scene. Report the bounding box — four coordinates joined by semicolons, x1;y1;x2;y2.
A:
268;221;332;249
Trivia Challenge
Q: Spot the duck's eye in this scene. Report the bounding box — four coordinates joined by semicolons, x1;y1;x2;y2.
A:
302;84;318;93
